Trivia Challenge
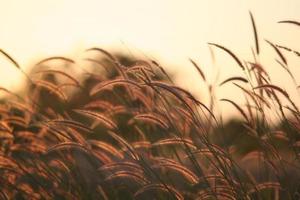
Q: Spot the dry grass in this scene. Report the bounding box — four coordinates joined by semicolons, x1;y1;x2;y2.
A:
0;16;300;200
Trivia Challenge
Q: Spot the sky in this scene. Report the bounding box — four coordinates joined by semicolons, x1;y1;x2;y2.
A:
0;0;300;118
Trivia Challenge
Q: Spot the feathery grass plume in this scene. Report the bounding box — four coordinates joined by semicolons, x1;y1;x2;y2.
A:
88;140;124;159
147;81;198;120
275;44;300;58
107;130;139;160
151;60;174;83
132;141;152;149
44;119;93;133
34;56;75;66
248;62;268;77
4;116;28;127
34;70;81;87
86;48;127;79
152;137;197;150
46;142;90;154
104;170;149;185
250;11;260;55
254;84;289;99
0;49;21;69
132;113;169;129
247;182;282;196
151;161;199;184
189;58;206;82
196;188;236;200
208;43;245;70
83;100;114;110
233;83;271;108
99;162;143;173
219;76;248;86
278;20;300;27
0;155;20;171
73;109;117;129
31;79;68;101
265;40;287;65
134;184;184;200
275;59;296;85
220;99;249;122
90;78;143;96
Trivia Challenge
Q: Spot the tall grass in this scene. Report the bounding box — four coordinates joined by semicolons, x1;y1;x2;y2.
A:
0;16;300;199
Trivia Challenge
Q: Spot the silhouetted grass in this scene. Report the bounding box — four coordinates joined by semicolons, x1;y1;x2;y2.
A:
0;15;300;200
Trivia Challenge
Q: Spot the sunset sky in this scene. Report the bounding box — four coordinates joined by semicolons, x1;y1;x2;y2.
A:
0;0;300;118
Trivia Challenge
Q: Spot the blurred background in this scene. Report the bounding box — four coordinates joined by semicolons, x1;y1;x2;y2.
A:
0;0;300;119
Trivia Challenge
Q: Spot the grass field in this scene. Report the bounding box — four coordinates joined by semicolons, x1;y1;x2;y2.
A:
0;16;300;200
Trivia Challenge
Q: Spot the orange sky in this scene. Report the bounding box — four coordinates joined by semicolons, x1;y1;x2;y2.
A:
0;0;300;119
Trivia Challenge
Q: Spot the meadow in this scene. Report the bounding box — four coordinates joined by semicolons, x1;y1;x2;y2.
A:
0;16;300;199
